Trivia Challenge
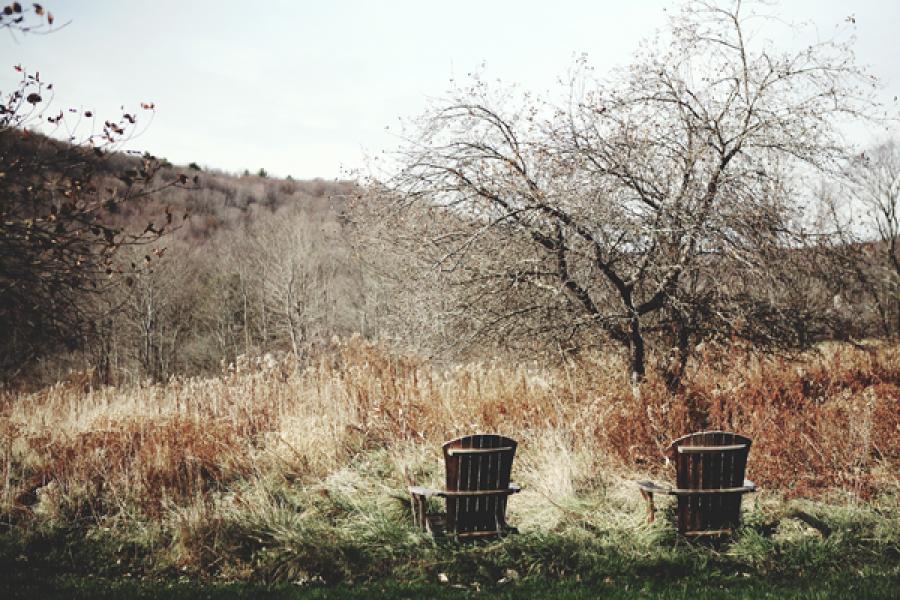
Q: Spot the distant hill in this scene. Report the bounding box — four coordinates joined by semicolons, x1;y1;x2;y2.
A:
152;168;358;243
0;127;359;242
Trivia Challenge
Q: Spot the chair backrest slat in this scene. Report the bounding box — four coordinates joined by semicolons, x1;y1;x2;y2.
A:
447;446;515;455
443;434;517;536
677;444;746;453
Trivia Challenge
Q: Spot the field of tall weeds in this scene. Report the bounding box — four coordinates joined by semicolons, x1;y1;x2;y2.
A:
1;339;898;585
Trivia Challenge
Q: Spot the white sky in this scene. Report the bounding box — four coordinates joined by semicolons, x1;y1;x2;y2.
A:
2;0;899;179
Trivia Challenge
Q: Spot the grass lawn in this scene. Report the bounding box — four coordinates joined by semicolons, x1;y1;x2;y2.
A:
1;492;897;599
2;570;898;600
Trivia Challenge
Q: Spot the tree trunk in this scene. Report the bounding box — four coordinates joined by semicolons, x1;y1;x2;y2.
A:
664;320;691;393
629;316;646;397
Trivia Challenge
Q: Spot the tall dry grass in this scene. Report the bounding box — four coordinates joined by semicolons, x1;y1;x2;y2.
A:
2;338;897;529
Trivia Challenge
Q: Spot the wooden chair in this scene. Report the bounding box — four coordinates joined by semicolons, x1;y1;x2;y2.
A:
408;434;521;539
636;431;756;537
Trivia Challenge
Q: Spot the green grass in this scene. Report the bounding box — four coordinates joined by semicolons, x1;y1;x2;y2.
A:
5;497;895;586
2;571;898;600
2;495;897;600
2;451;897;597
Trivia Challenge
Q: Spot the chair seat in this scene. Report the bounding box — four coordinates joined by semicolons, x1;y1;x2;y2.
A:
418;512;518;539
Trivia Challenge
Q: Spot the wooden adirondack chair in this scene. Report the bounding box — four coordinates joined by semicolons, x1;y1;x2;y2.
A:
636;431;756;536
408;434;521;539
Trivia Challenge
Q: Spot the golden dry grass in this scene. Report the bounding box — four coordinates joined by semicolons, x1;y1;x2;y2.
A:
2;338;897;528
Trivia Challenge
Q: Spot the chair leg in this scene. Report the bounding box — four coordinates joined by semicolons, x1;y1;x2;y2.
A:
411;493;428;531
640;490;656;523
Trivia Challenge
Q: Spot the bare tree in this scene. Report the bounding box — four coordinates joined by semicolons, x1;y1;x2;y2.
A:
826;141;900;337
378;0;878;389
111;245;199;381
209;203;370;362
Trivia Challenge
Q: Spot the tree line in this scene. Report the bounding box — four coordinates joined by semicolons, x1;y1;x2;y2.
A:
1;1;898;389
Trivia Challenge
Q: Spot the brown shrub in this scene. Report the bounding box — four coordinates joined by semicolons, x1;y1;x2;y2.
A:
19;417;253;518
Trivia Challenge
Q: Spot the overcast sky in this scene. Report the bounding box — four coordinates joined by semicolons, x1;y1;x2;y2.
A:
2;0;899;179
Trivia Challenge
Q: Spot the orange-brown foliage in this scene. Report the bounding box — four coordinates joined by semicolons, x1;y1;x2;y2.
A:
2;341;897;524
25;418;254;518
602;345;900;498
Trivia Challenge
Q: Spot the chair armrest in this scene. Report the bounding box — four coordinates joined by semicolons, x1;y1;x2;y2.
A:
408;485;443;498
669;483;757;495
636;480;671;494
410;484;522;498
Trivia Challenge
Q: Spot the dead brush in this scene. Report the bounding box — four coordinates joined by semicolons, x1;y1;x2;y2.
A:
10;417;255;521
606;342;900;498
0;338;897;536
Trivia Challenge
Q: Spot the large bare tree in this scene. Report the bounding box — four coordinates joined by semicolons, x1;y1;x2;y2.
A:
378;0;878;388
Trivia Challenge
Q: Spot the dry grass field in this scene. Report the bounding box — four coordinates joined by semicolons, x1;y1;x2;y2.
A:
1;338;897;593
